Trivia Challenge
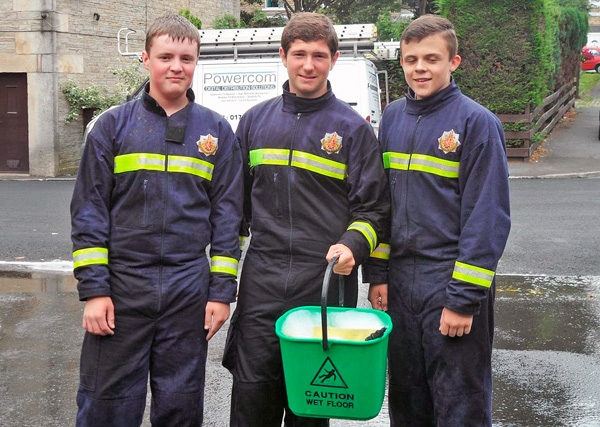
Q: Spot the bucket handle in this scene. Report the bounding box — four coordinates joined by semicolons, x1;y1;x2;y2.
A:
320;255;344;351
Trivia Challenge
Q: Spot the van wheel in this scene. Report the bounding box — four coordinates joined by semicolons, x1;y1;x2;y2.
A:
596;64;600;73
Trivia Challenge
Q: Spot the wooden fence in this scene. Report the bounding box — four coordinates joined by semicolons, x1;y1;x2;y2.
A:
497;79;578;161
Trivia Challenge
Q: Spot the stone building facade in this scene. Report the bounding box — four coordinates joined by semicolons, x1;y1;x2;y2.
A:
0;0;239;177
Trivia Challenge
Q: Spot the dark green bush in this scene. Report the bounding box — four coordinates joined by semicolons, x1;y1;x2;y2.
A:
436;0;587;114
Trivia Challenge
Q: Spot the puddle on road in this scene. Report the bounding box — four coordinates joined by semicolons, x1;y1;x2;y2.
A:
494;274;600;427
0;270;77;293
495;274;600;355
497;274;600;300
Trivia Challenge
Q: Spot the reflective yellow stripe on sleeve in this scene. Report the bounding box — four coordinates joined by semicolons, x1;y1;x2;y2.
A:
73;247;109;269
370;243;390;260
210;256;239;277
347;221;377;253
452;261;495;288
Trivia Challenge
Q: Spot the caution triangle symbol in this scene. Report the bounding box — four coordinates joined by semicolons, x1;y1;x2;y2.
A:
310;357;348;389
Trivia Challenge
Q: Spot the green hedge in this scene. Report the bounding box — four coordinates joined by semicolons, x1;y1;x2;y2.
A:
439;0;552;113
377;0;587;115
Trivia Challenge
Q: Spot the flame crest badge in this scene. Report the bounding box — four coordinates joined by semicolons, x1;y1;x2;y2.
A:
321;132;343;154
438;130;460;154
197;134;218;156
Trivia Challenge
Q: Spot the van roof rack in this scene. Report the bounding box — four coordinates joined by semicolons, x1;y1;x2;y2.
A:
198;24;377;59
117;24;398;61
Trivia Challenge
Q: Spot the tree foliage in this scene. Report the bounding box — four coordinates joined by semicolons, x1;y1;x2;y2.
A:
179;9;202;29
213;14;245;29
240;0;408;26
240;9;288;28
273;0;437;23
376;9;409;40
402;0;437;16
278;0;400;23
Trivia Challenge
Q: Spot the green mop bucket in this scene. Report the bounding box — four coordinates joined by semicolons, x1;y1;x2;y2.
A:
275;257;392;420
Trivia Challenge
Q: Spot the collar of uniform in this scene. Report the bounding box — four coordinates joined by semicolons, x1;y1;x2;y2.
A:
404;77;460;115
141;82;196;116
281;80;335;114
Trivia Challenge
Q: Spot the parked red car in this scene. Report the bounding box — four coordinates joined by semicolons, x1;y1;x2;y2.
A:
581;46;600;72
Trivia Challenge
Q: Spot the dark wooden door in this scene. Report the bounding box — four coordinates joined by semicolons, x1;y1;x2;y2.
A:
0;73;29;173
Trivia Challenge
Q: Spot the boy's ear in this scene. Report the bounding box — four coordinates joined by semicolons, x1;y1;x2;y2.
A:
330;51;340;70
142;50;150;69
279;47;287;67
450;54;461;72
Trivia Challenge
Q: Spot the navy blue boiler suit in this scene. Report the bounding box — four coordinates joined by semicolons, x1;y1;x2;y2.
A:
364;81;511;426
71;87;243;426
223;82;390;427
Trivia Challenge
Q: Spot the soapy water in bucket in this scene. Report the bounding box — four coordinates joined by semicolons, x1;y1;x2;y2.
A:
280;309;387;342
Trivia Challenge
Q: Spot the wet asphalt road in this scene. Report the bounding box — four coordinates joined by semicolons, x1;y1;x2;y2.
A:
1;179;600;426
1;273;599;426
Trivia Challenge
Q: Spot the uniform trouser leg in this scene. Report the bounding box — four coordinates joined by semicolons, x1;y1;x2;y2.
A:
76;303;152;427
148;275;208;427
230;380;286;426
76;265;208;427
230;379;328;427
387;274;434;427
387;261;494;427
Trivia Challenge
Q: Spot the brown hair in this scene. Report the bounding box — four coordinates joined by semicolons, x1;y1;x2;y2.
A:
400;14;458;59
280;12;338;57
145;12;200;56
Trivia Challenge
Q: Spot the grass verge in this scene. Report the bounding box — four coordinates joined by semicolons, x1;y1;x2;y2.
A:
579;72;600;98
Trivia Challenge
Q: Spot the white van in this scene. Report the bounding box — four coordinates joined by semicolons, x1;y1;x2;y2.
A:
193;55;382;132
193;24;386;133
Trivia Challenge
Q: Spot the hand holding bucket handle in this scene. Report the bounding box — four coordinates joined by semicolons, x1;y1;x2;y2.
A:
320;255;344;351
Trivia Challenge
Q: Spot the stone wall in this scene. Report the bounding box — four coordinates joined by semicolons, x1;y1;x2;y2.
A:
0;0;238;177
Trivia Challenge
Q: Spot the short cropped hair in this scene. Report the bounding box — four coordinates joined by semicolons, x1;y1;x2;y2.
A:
280;12;338;57
400;14;458;59
145;12;201;56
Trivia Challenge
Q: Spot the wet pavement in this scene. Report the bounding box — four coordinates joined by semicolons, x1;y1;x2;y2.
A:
493;275;600;427
1;272;599;426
